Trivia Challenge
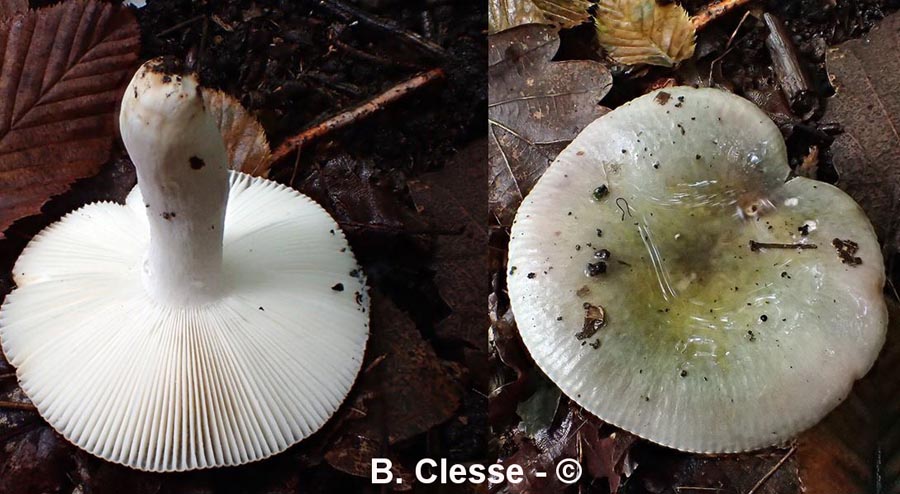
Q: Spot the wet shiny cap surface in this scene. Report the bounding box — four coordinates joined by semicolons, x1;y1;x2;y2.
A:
507;86;887;453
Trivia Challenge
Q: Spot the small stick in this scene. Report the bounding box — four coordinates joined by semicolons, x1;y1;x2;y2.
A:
156;15;205;37
339;220;461;236
0;373;16;379
746;446;796;494
272;68;445;162
750;241;817;251
316;0;446;60
708;11;751;86
333;40;422;69
364;353;387;374
692;0;755;30
0;400;37;412
763;13;818;120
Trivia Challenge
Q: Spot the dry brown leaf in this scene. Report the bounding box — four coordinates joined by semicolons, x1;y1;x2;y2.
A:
824;12;900;253
489;0;545;34
324;435;414;491
202;89;273;177
408;140;487;352
596;0;696;67
501;403;639;493
323;293;463;486
533;0;593;29
489;0;592;34
488;25;611;225
0;0;27;18
0;0;140;237
796;301;900;493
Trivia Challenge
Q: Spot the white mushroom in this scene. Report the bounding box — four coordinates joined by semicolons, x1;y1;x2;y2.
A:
508;87;886;453
0;58;369;471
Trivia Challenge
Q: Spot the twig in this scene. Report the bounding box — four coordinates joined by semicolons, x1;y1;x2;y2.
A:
708;11;751;86
0;400;37;412
0;373;16;379
333;40;422;69
197;16;210;73
749;241;817;251
156;15;205;37
272;68;445;162
692;0;755;30
316;0;446;60
888;276;900;302
364;354;387;374
339;220;461;236
289;147;303;189
763;13;819;120
746;446;796;494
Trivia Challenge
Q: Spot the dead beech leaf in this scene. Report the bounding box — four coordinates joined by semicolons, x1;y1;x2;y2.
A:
488;25;611;225
796;301;900;493
501;403;638;493
629;447;801;494
825;12;900;252
534;0;593;29
0;0;140;237
596;0;696;67
408;139;487;353
0;0;27;18
489;0;545;34
325;293;462;448
489;0;592;34
324;435;414;491
0;426;76;494
202;89;273;177
324;293;463;487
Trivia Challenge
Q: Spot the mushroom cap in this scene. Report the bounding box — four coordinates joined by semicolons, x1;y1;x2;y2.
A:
0;172;369;471
507;87;887;453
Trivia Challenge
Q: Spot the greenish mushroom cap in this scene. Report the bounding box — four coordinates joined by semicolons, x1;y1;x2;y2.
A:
507;87;887;453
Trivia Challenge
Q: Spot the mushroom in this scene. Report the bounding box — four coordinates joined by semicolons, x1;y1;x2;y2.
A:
0;58;369;471
507;87;886;453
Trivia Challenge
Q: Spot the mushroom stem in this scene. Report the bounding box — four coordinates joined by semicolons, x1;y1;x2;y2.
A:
119;59;229;306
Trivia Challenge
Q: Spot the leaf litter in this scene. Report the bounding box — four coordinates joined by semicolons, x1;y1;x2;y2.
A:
0;0;140;238
489;0;592;34
488;24;612;225
203;89;273;176
824;11;900;254
596;0;697;67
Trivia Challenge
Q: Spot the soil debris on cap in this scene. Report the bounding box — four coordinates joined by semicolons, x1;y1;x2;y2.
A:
575;302;606;340
832;238;863;265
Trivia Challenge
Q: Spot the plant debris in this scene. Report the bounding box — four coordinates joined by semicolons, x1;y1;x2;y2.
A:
0;0;140;238
575;302;606;340
488;0;592;34
596;0;696;67
832;237;863;265
489;25;611;225
203;89;273;176
796;301;900;493
825;11;900;253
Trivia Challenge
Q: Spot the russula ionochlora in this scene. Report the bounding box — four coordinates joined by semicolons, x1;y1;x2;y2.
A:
508;87;887;453
0;58;369;471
